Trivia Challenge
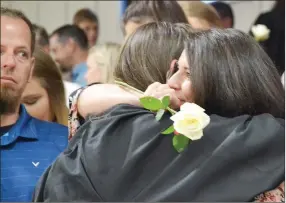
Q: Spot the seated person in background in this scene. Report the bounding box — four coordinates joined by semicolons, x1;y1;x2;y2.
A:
210;1;234;28
85;42;121;85
250;0;285;76
49;24;89;86
122;0;188;38
68;22;194;139
32;23;81;106
73;8;99;48
1;7;68;202
178;1;223;29
32;24;50;53
22;48;68;126
33;28;284;201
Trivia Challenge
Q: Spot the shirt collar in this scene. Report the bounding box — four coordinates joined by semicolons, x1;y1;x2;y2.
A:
1;105;38;146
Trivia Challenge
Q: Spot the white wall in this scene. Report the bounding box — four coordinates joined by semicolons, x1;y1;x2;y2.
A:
1;1;124;44
229;1;275;32
1;1;275;44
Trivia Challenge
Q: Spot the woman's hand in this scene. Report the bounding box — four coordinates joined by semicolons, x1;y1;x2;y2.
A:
144;82;181;110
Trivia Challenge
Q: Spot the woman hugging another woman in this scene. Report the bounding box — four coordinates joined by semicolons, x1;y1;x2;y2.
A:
33;22;284;202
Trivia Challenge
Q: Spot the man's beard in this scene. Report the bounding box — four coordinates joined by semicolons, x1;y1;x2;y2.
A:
0;84;21;114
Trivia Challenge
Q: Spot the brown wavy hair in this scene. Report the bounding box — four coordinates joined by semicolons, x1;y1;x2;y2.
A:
114;22;194;91
185;29;284;118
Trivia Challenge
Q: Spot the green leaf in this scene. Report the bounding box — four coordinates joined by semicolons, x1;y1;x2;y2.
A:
172;134;189;153
140;96;162;111
155;109;165;121
161;125;174;134
162;96;170;108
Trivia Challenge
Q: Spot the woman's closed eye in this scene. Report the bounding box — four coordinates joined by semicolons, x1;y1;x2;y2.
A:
22;96;41;105
172;62;191;77
185;67;191;77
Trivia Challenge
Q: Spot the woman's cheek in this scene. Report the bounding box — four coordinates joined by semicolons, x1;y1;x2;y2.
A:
182;80;194;102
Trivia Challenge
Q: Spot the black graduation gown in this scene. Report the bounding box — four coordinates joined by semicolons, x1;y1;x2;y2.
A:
33;104;285;202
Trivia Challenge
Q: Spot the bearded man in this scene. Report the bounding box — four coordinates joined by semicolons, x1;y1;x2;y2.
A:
1;7;68;202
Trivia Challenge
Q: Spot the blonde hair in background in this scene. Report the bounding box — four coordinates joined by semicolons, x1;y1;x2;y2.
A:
33;47;68;126
177;1;223;29
88;42;121;83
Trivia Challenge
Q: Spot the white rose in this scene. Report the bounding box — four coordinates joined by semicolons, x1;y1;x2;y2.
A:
170;103;210;140
251;24;270;42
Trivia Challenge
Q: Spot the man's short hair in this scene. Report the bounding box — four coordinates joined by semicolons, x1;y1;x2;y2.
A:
1;7;35;53
210;2;234;27
73;8;98;25
33;24;49;47
50;24;89;50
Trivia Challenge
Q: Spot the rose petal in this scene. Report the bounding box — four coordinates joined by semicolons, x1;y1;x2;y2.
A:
180;103;205;113
184;129;204;140
170;111;185;122
173;120;189;136
201;113;210;128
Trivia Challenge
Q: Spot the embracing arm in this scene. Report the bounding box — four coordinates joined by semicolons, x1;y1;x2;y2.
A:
77;82;181;118
77;84;140;118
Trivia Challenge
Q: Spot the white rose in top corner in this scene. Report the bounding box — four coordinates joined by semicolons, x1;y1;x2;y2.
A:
170;103;210;140
251;24;270;42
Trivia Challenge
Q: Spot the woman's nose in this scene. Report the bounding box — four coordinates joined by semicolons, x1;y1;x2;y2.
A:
167;72;181;90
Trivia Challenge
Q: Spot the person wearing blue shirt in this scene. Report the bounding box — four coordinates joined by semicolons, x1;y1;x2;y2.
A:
1;7;68;202
49;24;89;87
72;62;88;86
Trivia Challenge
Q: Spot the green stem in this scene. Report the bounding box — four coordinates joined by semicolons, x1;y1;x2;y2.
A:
167;107;177;115
115;80;177;115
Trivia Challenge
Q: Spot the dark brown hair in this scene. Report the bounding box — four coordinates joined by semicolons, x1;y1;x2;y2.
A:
121;1;188;35
210;1;234;27
50;24;89;50
73;8;98;25
33;48;68;125
185;29;285;118
115;22;194;91
1;7;35;53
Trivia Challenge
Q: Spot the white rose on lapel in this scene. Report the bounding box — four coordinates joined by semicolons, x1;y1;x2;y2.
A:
251;24;270;42
170;103;210;140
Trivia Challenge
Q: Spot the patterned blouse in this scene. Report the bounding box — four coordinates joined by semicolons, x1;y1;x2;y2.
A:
68;85;285;202
68;83;100;140
254;182;284;202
